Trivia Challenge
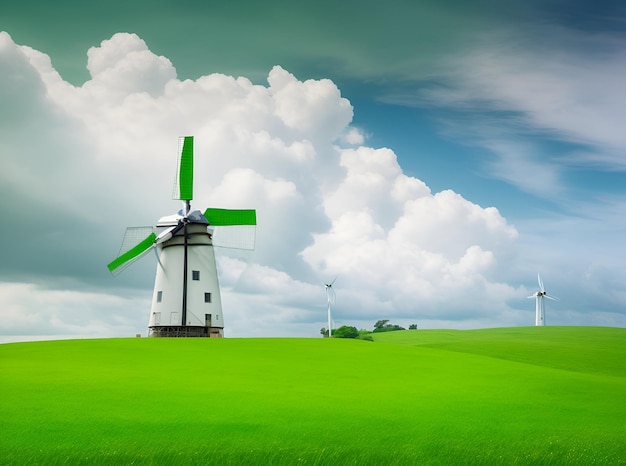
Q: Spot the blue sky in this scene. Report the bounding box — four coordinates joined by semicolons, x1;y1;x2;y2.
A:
1;0;625;340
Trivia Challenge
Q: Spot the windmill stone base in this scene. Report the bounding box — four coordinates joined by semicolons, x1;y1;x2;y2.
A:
149;325;223;338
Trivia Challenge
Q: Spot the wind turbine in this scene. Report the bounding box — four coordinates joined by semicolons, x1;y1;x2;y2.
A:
324;277;337;337
107;136;256;337
528;274;558;326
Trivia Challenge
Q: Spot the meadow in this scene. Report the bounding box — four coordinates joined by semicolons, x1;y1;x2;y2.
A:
1;326;624;465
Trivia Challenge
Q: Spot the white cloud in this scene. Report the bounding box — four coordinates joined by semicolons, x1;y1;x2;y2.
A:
84;33;176;101
421;29;626;170
480;140;564;198
462;44;626;159
377;27;626;204
340;127;365;145
1;30;621;342
300;146;520;319
0;282;148;338
268;66;353;142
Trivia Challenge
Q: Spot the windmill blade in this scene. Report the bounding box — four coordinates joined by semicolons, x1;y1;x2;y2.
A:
113;226;154;256
545;294;559;301
107;231;157;274
204;208;256;226
155;224;183;245
173;136;194;202
211;225;256;250
153;245;164;270
204;208;257;250
538;274;545;292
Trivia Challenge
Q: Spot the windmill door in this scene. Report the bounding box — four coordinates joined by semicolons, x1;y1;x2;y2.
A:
205;314;212;327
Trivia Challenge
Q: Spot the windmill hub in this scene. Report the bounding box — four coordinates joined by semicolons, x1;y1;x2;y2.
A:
157;210;209;227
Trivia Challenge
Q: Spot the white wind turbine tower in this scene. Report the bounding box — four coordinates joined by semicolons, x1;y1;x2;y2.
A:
528;274;559;326
324;277;337;337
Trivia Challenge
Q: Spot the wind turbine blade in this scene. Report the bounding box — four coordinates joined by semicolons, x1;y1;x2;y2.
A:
538;274;544;292
545;295;559;301
173;136;194;201
107;232;156;274
329;275;338;287
329;287;336;305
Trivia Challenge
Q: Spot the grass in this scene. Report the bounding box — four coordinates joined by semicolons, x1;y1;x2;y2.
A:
1;327;625;464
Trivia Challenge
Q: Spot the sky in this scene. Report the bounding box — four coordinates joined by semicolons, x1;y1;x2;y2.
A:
1;0;625;341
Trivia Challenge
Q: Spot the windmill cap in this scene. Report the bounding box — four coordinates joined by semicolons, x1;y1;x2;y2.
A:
156;210;209;226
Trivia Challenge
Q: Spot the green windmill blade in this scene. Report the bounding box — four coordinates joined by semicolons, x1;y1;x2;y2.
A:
107;231;157;274
203;208;256;226
173;136;194;201
203;208;257;250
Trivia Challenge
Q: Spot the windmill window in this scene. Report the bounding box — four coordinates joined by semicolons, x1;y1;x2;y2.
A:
192;270;200;280
204;292;211;303
156;291;162;303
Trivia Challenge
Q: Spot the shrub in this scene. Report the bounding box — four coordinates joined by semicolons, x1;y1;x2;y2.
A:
332;325;360;339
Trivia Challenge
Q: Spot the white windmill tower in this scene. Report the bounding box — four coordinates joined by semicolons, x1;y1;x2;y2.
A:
107;136;256;337
528;274;558;326
324;277;337;337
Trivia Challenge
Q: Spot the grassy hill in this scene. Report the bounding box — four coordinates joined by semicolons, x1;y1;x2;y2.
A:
1;327;624;465
371;326;625;376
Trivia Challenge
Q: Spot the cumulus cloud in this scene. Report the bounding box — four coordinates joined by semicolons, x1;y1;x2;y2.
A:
85;33;176;99
0;31;525;339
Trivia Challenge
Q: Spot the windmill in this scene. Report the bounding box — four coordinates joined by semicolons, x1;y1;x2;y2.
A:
528;274;558;326
324;277;337;337
107;136;256;337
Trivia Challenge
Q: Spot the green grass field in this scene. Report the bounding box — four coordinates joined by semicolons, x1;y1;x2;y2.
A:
1;327;625;465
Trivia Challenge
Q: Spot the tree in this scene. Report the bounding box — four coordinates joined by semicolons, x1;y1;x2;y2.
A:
409;324;418;330
332;325;359;339
320;327;328;338
372;321;405;333
374;319;389;329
